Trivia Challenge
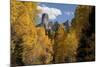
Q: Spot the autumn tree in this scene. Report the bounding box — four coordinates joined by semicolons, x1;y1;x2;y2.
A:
11;0;38;66
71;5;95;61
64;28;79;62
53;24;67;63
76;6;95;62
11;0;54;66
11;0;95;65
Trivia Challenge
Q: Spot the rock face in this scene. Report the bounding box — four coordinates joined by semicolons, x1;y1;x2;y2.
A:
37;13;52;35
37;13;50;35
63;20;70;31
41;13;49;31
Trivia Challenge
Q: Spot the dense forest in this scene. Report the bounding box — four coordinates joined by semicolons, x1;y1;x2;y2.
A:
11;0;95;67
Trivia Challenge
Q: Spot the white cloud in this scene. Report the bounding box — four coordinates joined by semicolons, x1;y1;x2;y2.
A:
37;5;62;20
64;11;74;16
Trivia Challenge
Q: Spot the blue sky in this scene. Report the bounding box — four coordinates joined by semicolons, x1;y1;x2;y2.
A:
37;2;78;24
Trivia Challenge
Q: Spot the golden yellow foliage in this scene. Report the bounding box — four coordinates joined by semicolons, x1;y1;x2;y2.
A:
72;6;95;61
11;0;38;65
54;24;67;63
22;27;53;65
64;29;79;62
11;1;95;65
11;0;53;65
